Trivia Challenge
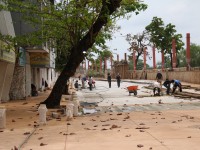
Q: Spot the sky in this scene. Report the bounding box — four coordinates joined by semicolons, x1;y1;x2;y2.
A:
106;0;200;66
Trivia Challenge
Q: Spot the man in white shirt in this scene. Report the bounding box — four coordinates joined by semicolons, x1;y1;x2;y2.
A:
153;81;161;96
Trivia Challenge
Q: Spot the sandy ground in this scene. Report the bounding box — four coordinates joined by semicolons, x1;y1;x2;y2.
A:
1;80;200;150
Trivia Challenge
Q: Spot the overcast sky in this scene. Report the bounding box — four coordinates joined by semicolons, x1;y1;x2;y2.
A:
106;0;200;66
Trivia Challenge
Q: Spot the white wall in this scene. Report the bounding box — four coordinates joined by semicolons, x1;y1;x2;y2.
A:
0;61;15;102
0;5;16;102
0;61;8;102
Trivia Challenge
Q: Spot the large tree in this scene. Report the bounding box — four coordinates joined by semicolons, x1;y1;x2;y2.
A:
126;31;150;69
145;17;184;68
128;54;150;70
0;0;147;108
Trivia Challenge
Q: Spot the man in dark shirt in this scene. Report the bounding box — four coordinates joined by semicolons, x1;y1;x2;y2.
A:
88;76;93;91
156;70;163;86
107;73;111;88
74;80;79;90
116;73;121;88
163;79;171;95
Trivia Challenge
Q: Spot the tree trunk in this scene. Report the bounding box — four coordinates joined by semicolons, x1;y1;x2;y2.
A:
42;0;122;108
9;54;26;100
9;64;26;100
136;53;141;70
170;53;173;69
62;83;70;95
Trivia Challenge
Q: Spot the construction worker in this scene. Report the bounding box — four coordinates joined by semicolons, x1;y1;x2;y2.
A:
171;79;182;94
163;79;171;95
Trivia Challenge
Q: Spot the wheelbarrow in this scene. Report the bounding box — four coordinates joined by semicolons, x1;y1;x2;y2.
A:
127;85;138;96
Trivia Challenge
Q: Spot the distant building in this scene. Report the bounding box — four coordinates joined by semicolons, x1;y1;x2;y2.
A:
0;0;58;102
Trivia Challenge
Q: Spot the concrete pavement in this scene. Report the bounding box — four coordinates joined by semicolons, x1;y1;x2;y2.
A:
77;80;200;111
1;79;200;150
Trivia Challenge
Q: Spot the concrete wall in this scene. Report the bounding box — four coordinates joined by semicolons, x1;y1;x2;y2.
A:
149;71;200;84
114;63;200;84
31;67;58;92
31;68;40;91
128;67;200;84
0;62;8;102
0;9;16;102
1;63;15;101
0;61;15;102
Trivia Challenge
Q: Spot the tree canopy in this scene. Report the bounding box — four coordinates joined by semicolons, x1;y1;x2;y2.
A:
125;16;184;69
125;31;150;69
0;0;147;67
145;17;184;68
0;0;148;108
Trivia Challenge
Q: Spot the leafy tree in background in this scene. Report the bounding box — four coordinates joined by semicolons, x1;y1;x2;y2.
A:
145;17;184;68
177;49;186;67
190;43;200;67
128;54;149;70
156;56;171;69
0;0;147;108
126;31;150;69
98;49;112;72
87;49;112;76
177;43;200;67
157;43;200;68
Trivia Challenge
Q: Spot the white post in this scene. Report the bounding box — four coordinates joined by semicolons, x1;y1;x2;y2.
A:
38;104;48;125
66;102;74;121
